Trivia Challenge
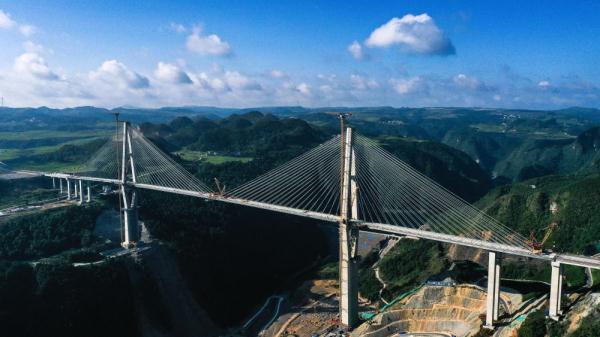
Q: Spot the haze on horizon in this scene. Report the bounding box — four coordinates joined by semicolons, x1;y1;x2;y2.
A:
0;0;599;110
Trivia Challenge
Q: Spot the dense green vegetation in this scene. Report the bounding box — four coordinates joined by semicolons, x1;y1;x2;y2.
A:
377;136;492;201
0;177;57;209
442;123;600;183
569;308;600;337
0;260;137;337
0;204;101;259
378;239;447;299
518;310;547;337
2;138;106;171
478;174;600;254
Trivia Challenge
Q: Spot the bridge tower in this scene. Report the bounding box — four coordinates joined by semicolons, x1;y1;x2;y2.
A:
119;121;140;248
339;123;359;327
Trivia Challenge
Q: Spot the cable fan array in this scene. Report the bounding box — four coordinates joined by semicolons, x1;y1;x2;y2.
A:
71;123;530;250
228;136;342;215
352;134;530;249
128;128;213;193
74;129;123;179
74;126;212;193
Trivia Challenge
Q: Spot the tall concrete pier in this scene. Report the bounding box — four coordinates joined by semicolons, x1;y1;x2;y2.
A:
485;251;501;328
549;261;563;320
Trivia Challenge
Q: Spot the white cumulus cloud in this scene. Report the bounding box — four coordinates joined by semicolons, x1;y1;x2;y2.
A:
90;60;149;89
538;80;551;88
224;71;262;90
453;74;491;91
169;22;186;33
14;52;59;80
186;26;231;56
365;14;455;55
296;82;311;95
348;40;363;60
270;69;287;79
390;76;428;95
350;74;379;90
0;9;15;29
19;24;36;36
0;9;36;36
154;62;192;84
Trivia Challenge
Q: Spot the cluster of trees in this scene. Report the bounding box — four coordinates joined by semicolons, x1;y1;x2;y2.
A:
0;260;137;337
4;138;106;169
377;136;492;202
478;174;600;254
378;239;447;299
140;112;325;155
0;205;100;259
518;306;600;337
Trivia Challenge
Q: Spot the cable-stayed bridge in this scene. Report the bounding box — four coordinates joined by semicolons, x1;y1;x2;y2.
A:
31;120;600;330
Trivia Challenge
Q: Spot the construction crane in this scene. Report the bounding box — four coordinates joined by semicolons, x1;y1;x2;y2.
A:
526;222;558;253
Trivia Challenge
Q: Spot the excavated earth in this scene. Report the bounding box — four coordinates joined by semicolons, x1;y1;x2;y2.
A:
353;285;519;337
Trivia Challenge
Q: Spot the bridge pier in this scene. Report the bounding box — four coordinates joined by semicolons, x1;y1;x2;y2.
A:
59;178;63;194
549;261;563;320
485;251;501;329
78;180;84;204
66;179;71;200
86;183;91;203
340;223;359;327
52;177;56;189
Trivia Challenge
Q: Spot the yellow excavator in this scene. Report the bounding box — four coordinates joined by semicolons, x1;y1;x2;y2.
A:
526;222;557;253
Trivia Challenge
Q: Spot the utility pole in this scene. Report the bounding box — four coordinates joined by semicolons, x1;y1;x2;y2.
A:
339;113;359;328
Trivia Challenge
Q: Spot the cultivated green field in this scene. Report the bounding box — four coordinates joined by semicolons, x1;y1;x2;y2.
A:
0;129;108;141
0;128;110;171
173;149;253;165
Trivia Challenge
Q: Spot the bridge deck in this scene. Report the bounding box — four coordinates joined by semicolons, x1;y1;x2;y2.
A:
34;173;600;270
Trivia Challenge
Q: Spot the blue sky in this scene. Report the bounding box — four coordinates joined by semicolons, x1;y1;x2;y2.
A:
0;0;599;109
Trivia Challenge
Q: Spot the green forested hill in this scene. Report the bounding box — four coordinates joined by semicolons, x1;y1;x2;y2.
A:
140;111;326;154
376;136;492;202
477;173;600;254
443;126;600;182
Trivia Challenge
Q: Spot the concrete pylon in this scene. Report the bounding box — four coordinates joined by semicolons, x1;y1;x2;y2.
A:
485;251;501;329
549;261;563;320
78;180;83;204
494;254;502;321
52;177;56;189
121;186;139;248
119;121;140;249
339;127;359;328
86;183;91;203
66;179;71;200
59;179;63;194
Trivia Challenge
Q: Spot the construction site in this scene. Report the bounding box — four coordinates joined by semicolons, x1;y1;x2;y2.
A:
242;231;600;337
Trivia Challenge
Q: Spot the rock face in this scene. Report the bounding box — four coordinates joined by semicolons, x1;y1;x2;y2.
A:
562;292;600;335
353;285;488;337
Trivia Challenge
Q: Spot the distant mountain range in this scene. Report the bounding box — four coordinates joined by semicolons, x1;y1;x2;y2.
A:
3;105;600;183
